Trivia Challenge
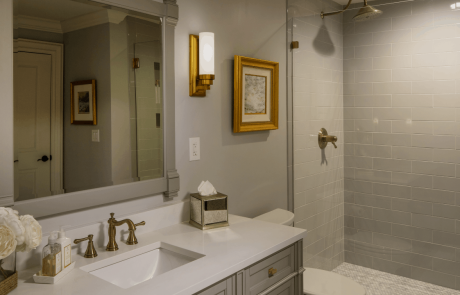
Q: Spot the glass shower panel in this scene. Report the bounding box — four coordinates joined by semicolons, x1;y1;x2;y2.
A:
341;0;460;290
133;41;163;181
288;0;345;272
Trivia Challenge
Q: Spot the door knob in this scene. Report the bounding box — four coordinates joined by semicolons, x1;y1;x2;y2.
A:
37;155;49;162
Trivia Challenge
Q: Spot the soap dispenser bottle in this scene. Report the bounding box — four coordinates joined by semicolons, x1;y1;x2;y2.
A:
42;231;62;277
56;226;72;269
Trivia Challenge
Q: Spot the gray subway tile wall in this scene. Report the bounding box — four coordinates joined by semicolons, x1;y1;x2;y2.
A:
290;0;345;271
342;0;460;289
290;0;460;290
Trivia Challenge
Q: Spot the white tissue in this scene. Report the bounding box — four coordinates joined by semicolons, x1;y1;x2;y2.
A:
198;180;217;196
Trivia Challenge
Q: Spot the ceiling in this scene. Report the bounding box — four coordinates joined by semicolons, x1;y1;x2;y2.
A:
14;0;103;21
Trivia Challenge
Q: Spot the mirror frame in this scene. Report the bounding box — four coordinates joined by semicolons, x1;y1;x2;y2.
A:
0;0;180;218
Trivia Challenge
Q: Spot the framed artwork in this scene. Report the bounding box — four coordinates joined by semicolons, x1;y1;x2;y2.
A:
70;80;97;125
233;56;279;133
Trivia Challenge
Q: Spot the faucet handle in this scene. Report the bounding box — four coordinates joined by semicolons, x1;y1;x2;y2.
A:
126;221;146;245
135;221;145;227
74;234;98;258
110;213;115;218
318;128;338;149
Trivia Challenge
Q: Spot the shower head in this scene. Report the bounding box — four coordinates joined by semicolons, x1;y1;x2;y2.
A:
352;0;383;22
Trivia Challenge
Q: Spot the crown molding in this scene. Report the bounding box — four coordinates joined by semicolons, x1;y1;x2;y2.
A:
165;16;178;27
14;15;63;34
61;10;127;33
14;10;128;35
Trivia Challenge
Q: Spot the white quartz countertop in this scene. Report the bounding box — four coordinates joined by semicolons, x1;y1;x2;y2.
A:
11;215;307;295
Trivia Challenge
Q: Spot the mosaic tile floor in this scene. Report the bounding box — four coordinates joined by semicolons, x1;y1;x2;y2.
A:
332;263;460;295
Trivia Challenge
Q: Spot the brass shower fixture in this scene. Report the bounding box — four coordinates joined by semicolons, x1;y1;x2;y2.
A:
321;0;353;19
321;0;383;22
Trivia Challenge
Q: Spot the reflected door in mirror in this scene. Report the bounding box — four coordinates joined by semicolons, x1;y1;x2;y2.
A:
14;52;52;201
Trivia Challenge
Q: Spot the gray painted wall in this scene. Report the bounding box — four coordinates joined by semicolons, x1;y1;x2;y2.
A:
175;0;288;218
63;24;113;193
343;0;460;290
14;1;290;248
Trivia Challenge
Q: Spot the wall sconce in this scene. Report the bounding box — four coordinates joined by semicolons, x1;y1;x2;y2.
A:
189;32;215;97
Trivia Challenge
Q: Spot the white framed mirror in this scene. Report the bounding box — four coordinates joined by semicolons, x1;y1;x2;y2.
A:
0;0;179;218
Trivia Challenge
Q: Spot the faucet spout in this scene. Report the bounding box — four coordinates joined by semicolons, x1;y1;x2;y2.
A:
106;213;145;251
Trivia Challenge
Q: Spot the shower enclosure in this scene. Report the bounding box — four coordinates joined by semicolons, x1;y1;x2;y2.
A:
289;0;460;290
128;17;164;182
132;40;164;181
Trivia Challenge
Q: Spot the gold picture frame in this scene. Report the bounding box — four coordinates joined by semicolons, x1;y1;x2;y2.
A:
70;80;97;125
233;56;279;133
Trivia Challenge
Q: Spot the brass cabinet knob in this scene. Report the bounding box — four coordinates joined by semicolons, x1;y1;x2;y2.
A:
268;267;277;277
74;234;98;258
318;128;338;149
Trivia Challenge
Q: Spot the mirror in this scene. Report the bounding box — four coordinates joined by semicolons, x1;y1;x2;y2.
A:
13;0;164;202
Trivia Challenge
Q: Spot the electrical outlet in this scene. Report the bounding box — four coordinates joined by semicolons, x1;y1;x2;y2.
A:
92;130;100;142
189;137;200;161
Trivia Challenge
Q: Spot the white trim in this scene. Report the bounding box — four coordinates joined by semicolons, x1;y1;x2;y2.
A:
61;10;127;33
78;0;178;20
13;39;65;197
14;15;63;34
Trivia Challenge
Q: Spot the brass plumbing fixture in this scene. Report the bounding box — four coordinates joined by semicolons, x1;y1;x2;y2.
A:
74;234;98;258
318;128;338;149
106;213;146;251
321;0;383;22
321;0;353;19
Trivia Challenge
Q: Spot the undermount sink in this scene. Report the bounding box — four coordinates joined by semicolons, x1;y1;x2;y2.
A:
80;242;204;289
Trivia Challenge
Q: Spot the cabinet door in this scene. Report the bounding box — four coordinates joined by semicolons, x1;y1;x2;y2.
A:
263;277;295;295
197;276;235;295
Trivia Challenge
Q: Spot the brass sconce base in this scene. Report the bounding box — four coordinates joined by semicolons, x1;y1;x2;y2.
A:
189;35;215;96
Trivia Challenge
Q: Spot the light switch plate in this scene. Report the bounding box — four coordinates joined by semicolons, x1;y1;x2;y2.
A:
189;137;200;161
92;130;100;142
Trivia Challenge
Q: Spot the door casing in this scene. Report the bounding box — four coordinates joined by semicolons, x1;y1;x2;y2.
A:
14;39;64;196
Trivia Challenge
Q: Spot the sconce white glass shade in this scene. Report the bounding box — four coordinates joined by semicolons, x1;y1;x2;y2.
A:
199;32;215;75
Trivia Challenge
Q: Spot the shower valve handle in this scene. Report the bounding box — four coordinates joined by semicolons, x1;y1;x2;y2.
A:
318;128;338;149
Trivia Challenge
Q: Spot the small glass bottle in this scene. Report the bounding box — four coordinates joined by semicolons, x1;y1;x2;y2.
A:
41;231;62;277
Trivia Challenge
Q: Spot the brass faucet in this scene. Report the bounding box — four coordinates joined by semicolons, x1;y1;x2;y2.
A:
106;213;146;251
74;234;98;258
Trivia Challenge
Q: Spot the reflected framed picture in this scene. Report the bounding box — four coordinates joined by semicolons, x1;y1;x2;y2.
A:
70;80;97;125
233;56;279;133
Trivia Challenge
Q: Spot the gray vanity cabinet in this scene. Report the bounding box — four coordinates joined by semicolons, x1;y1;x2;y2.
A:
264;278;295;295
196;240;303;295
197;277;235;295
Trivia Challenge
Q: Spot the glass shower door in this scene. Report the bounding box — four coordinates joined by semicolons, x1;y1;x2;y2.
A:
132;40;163;181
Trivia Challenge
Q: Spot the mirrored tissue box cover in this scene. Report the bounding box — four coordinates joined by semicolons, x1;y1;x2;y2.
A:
190;192;228;230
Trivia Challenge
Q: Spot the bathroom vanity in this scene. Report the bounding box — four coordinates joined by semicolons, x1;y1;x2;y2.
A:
11;215;306;295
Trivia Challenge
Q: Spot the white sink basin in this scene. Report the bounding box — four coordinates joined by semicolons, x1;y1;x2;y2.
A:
80;242;204;289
